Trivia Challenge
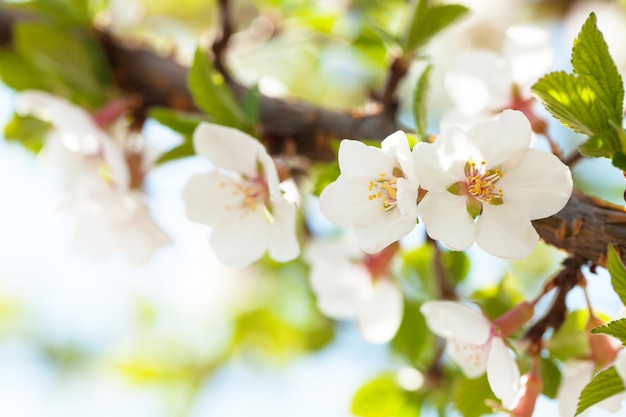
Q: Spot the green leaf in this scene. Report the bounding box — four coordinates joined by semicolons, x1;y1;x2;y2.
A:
8;0;93;26
404;0;469;51
3;113;51;153
547;309;590;361
0;50;50;91
413;64;432;140
310;161;341;197
532;72;616;140
539;356;562;399
187;48;250;132
453;374;496;417
155;142;195;165
352;374;421;417
391;300;434;365
572;13;624;126
576;366;625;415
12;22;110;107
148;107;206;138
532;12;625;161
241;84;261;125
608;244;626;306
591;318;626;346
441;249;470;285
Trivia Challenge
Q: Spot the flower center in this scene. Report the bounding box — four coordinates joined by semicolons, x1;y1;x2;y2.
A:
222;176;269;218
466;160;503;205
368;173;398;211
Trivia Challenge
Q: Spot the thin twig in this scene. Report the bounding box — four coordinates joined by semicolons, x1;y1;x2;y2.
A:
211;0;234;76
564;149;584;167
426;235;457;301
380;55;411;116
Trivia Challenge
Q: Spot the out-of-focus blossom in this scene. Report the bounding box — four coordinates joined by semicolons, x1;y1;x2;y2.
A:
182;122;299;267
413;110;572;259
304;238;403;344
420;300;523;408
319;131;419;254
16;90;170;264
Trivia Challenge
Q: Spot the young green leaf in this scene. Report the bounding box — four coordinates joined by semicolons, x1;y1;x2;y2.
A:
413;64;432;141
591;318;626;346
155;142;195;165
12;22;110;107
532;12;625;161
539;356;562;399
572;13;624;125
608;244;626;307
148;107;207;138
453;374;496;417
404;0;468;51
546;310;590;361
352;374;422;417
187;48;250;132
3;113;51;153
576;366;625;415
391;300;434;366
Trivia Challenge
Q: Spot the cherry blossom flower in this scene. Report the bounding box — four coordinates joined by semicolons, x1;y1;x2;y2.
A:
420;300;535;408
319;131;419;254
16;90;170;264
414;110;572;259
182;122;299;267
304;238;403;344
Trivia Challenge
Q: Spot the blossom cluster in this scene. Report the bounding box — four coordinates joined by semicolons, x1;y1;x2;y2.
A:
320;110;573;260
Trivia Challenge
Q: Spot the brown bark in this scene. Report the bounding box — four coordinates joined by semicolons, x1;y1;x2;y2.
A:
2;5;626;266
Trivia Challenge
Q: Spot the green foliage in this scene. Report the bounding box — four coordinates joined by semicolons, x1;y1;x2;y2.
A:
608;244;626;306
413;64;432;140
576;366;625;415
3;113;51;153
532;13;625;165
0;21;111;107
453;374;496;417
397;244;436;300
546;310;590;361
539;356;562;399
187;48;254;134
352;373;422;417
403;0;469;51
310;161;341;197
591;318;626;346
391;300;434;366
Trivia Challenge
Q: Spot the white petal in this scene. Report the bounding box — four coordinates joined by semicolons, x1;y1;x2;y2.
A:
446;337;490;378
466;110;531;168
499;147;573;220
268;198;300;262
445;50;512;114
420;301;491;344
101;138;130;189
353;209;416;254
487;337;520;408
193;122;265;177
413;128;469;191
381;130;418;184
209;209;271;267
557;360;594;417
396;178;418;218
417;191;476;251
357;280;404;344
182;172;237;226
258;152;281;199
338;139;395;178
477;203;539;259
320;177;371;226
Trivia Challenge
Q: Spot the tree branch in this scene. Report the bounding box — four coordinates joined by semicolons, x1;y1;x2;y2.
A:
2;5;626;266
